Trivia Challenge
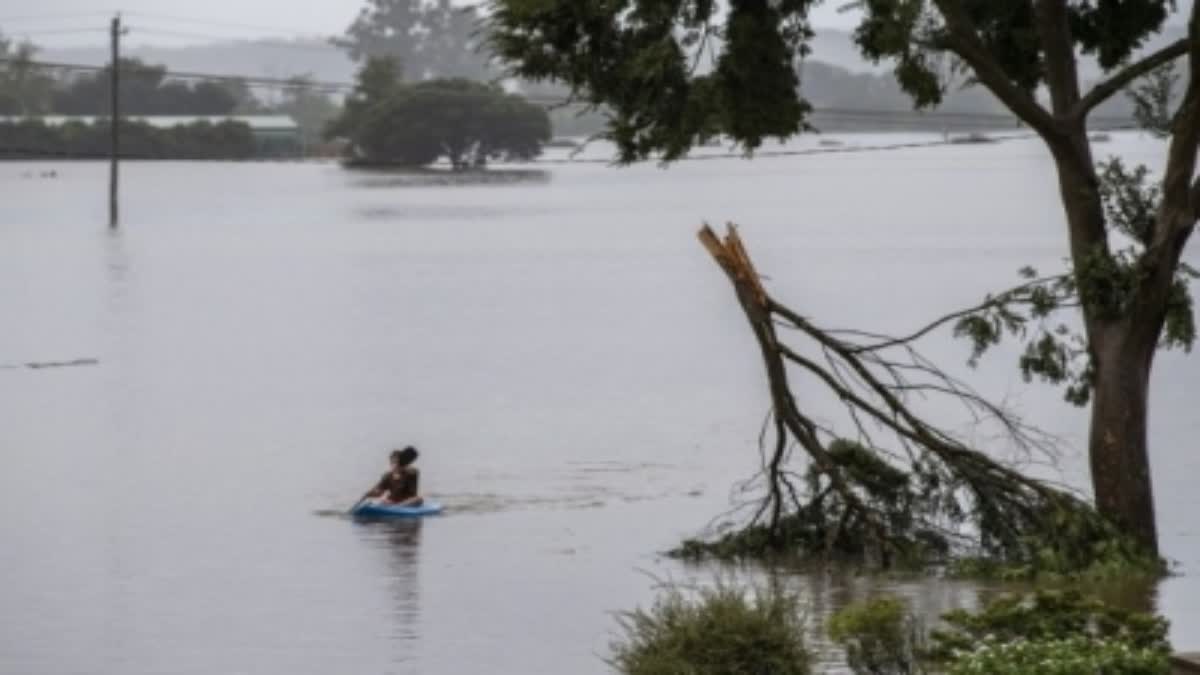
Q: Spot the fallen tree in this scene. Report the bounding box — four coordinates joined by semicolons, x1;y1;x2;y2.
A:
676;224;1160;578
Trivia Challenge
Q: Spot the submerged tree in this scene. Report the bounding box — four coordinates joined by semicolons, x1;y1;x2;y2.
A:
335;75;550;168
488;0;1200;556
324;56;404;142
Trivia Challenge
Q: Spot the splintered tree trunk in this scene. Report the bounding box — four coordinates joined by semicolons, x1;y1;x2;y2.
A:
1087;330;1159;553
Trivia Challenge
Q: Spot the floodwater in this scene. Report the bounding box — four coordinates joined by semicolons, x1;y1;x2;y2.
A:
1;133;1198;673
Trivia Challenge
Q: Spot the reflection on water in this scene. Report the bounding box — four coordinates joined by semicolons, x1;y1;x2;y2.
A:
356;519;423;665
346;167;551;188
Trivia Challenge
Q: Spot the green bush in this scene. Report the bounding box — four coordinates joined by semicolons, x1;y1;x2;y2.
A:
929;590;1170;674
946;636;1169;675
828;597;926;675
826;590;1170;675
928;590;1169;660
609;581;811;675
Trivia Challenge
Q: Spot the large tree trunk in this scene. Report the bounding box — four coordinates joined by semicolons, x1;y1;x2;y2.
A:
1052;140;1163;555
1088;328;1159;553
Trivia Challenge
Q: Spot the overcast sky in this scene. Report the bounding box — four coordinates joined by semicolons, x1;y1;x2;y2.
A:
0;1;865;48
0;1;1190;48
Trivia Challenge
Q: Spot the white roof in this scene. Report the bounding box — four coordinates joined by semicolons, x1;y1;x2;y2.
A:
0;115;299;130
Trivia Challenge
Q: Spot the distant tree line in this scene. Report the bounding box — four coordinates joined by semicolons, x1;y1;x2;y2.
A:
0;37;324;158
0;118;263;160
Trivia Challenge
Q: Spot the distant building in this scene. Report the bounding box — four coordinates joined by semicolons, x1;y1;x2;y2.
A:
0;115;302;157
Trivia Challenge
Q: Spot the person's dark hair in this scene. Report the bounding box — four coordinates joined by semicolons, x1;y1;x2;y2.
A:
395;446;419;466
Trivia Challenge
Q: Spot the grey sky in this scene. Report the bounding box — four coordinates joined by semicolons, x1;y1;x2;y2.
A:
0;1;863;47
0;1;1190;48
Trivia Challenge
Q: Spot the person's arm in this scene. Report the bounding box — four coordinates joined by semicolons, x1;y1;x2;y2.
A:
367;472;389;498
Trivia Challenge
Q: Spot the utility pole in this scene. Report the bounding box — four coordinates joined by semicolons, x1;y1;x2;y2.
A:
109;14;122;229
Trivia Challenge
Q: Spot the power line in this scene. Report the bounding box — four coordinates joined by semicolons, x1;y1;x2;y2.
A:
3;27;107;37
0;11;116;25
0;57;353;92
126;26;338;52
122;11;331;39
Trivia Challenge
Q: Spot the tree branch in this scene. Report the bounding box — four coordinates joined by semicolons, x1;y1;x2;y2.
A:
1073;39;1189;120
932;0;1062;140
1164;3;1200;228
1035;0;1082;117
847;274;1070;353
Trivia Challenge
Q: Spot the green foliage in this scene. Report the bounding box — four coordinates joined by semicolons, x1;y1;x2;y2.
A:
609;581;811;675
1098;158;1160;245
672;440;952;567
827;591;1170;675
856;0;1174;106
951;156;1197;407
488;0;813;162
325;57;404;141
828;597;926;675
488;0;1178;159
673;438;1162;582
937;592;1171;672
1128;61;1180;139
928;590;1170;663
349;78;551;168
0;118;262;159
946;637;1169;675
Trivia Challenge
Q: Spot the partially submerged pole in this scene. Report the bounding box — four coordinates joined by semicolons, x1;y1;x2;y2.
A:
109;15;121;229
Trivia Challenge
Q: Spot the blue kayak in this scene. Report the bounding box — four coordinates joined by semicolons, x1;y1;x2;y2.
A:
352;501;444;518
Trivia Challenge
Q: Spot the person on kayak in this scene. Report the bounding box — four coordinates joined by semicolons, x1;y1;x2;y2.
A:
366;446;423;507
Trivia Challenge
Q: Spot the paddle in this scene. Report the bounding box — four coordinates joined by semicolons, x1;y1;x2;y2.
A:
348;487;375;515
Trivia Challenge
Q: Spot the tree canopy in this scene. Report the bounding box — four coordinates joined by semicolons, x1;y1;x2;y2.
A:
487;0;1181;159
328;60;550;168
356;79;550;168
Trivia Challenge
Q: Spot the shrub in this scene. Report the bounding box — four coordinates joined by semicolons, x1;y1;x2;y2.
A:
946;636;1169;675
928;590;1170;660
828;597;926;674
609;581;811;675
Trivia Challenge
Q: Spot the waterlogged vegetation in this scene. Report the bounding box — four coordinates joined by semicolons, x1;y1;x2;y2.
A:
326;58;551;170
609;582;812;675
610;586;1171;674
